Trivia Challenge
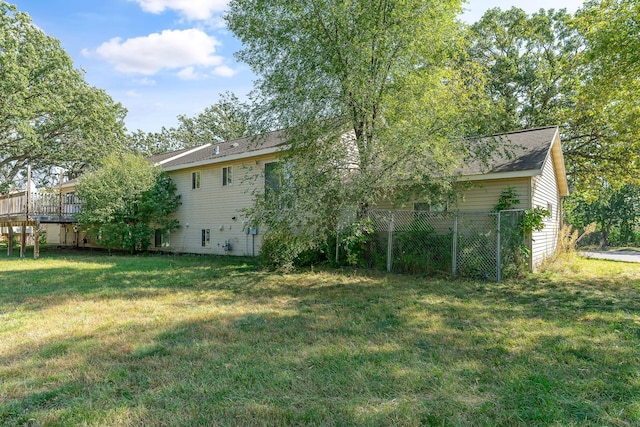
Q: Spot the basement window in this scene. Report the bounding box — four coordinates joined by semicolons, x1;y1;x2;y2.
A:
154;230;170;248
201;229;210;247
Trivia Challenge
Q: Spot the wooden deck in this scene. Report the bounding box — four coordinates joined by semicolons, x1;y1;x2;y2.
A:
0;191;80;226
1;191;81;259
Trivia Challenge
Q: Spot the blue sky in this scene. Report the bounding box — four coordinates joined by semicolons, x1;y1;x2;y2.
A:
12;0;585;134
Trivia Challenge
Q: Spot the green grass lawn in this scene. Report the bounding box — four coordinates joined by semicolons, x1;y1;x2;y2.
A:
1;250;639;426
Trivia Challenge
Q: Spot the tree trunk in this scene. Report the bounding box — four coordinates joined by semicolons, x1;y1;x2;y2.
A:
601;227;609;249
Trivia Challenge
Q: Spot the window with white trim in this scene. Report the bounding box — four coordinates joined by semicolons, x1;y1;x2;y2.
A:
222;166;233;186
192;171;201;189
155;230;170;248
201;229;210;247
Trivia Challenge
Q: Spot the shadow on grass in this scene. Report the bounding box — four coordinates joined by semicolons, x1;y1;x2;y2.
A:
0;251;265;311
1;253;640;425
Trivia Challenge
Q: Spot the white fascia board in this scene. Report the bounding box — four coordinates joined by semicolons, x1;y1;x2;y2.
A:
457;169;542;182
161;145;285;172
155;143;212;166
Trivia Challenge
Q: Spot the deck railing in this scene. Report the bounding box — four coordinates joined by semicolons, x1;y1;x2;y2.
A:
0;191;81;223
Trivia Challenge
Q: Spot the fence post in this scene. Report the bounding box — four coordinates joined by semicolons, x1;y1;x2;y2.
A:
386;211;394;273
496;211;502;282
452;213;458;276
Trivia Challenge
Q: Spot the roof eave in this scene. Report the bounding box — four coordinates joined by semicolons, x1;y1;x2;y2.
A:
457;169;542;182
155;143;212;166
161;145;285;171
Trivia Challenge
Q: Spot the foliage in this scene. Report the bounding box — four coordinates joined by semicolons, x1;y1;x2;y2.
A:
565;183;640;248
468;5;640;191
0;2;127;189
394;231;451;275
520;206;550;234
492;187;549;276
467;7;581;135
129;92;253;155
337;219;375;267
541;222;597;271
493;186;520;212
76;154;180;253
571;0;640;189
227;0;492;267
260;230;314;272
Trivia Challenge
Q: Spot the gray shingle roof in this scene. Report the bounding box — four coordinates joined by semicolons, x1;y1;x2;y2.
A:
462;126;558;176
147;146;200;165
152;126;559;175
158;130;286;169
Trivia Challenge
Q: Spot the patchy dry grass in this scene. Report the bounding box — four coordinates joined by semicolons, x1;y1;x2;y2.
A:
1;250;639;426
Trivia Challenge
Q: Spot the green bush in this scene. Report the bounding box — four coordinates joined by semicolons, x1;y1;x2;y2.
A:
259;230;332;271
392;227;451;274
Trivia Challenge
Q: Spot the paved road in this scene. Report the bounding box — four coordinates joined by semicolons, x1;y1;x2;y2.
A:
579;250;640;263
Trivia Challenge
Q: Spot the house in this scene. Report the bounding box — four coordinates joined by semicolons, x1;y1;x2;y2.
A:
144;125;568;268
144;130;286;256
457;126;569;268
12;126;568;268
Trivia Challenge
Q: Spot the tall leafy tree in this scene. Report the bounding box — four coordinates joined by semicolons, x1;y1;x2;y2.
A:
468;5;640;190
566;184;640;248
0;2;127;191
76;154;181;253
130;91;253;155
226;0;489;262
467;8;581;134
571;0;640;189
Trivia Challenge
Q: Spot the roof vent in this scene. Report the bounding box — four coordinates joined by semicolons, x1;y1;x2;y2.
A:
232;142;239;148
213;145;220;155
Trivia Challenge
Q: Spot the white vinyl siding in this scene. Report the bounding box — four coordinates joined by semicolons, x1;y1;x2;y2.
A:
44;224;61;245
531;154;561;269
164;153;277;256
457;178;531;211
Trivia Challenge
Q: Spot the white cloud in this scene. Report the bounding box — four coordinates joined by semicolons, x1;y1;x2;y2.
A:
212;65;236;77
130;0;228;21
126;90;142;97
94;29;223;75
134;77;157;86
177;66;204;80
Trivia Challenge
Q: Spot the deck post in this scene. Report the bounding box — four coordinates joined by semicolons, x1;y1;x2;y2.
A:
7;226;13;256
33;222;40;259
20;223;27;258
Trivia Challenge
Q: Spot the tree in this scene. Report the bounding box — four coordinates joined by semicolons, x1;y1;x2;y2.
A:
566;184;640;248
570;0;640;189
227;0;489;264
0;2;127;191
467;5;640;190
467;8;581;134
130;91;253;155
76;154;181;253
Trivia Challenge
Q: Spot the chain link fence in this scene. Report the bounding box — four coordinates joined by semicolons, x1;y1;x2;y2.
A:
337;209;527;281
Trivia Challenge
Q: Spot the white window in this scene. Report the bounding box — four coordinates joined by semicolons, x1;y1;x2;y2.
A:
155;230;170;248
414;201;446;212
222;166;233;186
201;229;210;247
192;171;201;189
